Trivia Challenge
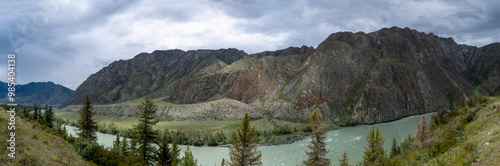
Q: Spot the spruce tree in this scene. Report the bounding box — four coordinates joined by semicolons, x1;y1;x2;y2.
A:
22;107;29;119
229;113;262;166
303;108;330;166
416;114;430;148
362;126;387;165
77;94;98;142
221;158;226;166
121;137;129;157
44;106;54;128
33;104;38;120
130;136;138;155
113;134;122;154
156;131;171;166
171;141;181;166
338;150;349;166
133;96;159;165
180;146;198;166
390;137;401;158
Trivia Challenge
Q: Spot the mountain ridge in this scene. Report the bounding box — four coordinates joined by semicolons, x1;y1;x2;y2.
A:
0;81;74;107
61;26;500;124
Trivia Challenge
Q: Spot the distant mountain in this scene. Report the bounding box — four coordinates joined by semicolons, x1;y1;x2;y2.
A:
0;81;74;107
61;27;500;124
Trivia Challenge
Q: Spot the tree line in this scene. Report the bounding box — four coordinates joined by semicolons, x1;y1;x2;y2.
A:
18;93;486;165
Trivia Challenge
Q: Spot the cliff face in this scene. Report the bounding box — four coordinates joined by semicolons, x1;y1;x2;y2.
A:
62;27;499;124
464;43;500;96
0;81;74;107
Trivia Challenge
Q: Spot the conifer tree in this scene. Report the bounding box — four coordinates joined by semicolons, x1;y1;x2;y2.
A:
171;141;181;166
416;114;430;148
362;126;387;165
221;158;226;166
390;137;401;158
33;104;39;120
113;134;122;154
156;131;171;166
180;146;198;166
56;119;64;136
22;107;29;119
121;137;129;157
133;96;159;165
229;113;262;166
44;106;54;128
77;94;98;142
37;104;47;125
303;108;330;166
338;150;349;166
130;136;138;155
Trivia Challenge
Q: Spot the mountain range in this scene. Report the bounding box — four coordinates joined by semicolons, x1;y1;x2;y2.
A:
0;81;74;107
60;27;500;124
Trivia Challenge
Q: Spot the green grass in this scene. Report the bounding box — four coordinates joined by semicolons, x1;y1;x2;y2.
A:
1;109;89;165
54;109;308;134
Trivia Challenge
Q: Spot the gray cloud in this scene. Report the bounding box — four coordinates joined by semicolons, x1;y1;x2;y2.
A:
0;0;499;90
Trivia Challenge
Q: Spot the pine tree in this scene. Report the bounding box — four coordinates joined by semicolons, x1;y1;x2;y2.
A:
221;158;226;166
416;114;430;148
338;150;349;166
229;113;262;166
22;107;29;119
130;136;138;155
44;106;54;128
121;137;129;157
390;137;401;158
113;134;122;154
37;104;47;125
133;96;159;165
180;146;198;166
156;131;171;166
171;141;181;166
33;104;39;120
56;119;67;136
303;108;330;166
77;94;98;142
362;126;387;165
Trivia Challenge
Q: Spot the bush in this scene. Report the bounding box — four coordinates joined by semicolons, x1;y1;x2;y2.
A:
74;139;101;161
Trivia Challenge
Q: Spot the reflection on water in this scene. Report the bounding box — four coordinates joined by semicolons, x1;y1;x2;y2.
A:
65;114;428;165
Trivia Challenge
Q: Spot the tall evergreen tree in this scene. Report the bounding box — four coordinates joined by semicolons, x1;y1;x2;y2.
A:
156;131;171;166
390;137;401;158
362;126;387;165
112;134;122;154
133;96;159;165
130;135;138;155
180;146;198;166
22;107;29;119
33;104;38;120
303;108;330;166
77;94;98;142
44;106;54;128
229;113;262;166
171;141;181;166
416;114;430;148
121;137;129;157
338;150;349;166
221;158;226;166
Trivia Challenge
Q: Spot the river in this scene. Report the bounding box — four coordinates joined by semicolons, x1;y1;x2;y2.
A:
65;114;428;165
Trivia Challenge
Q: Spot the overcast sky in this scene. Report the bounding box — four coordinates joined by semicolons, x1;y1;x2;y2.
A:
0;0;499;90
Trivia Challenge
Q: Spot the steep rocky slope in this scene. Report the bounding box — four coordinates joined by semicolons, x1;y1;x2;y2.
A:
462;43;500;96
62;27;499;124
0;81;74;107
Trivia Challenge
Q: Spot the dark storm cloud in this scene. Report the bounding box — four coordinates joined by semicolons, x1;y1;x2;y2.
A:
0;0;499;90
